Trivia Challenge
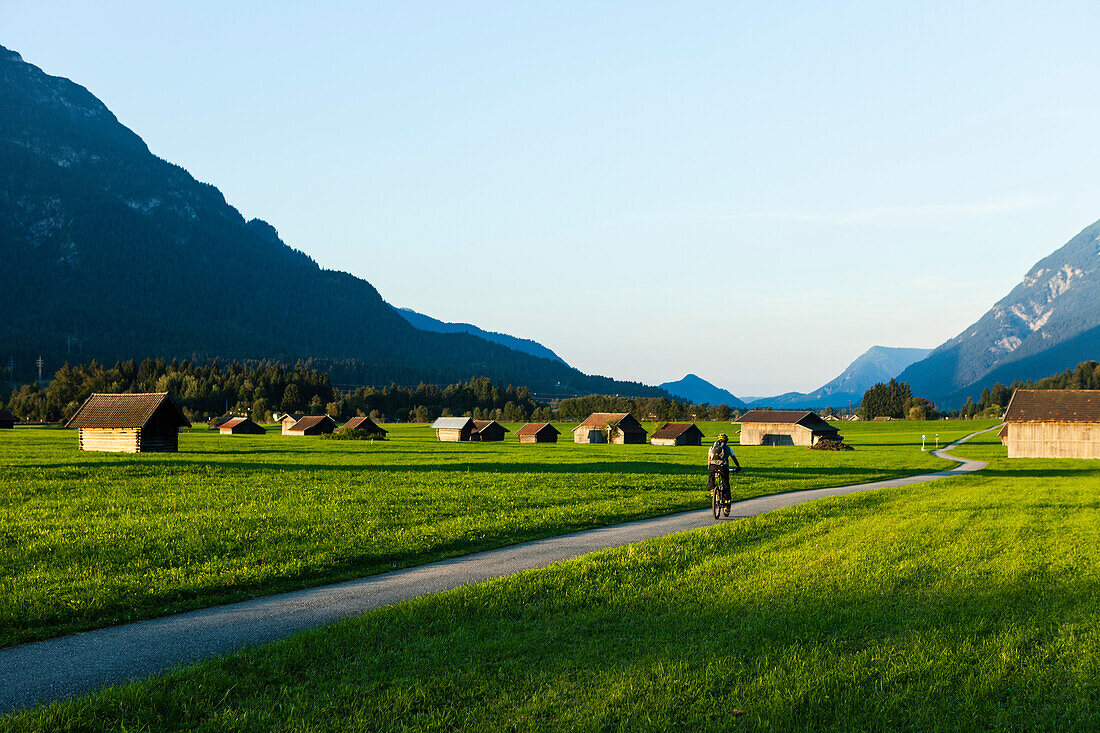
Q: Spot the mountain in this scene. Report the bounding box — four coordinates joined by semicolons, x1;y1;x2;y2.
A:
658;374;746;408
897;219;1100;407
748;346;931;409
395;307;566;364
0;44;666;398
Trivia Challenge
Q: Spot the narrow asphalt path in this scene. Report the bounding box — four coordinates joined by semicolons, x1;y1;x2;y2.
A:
0;427;998;715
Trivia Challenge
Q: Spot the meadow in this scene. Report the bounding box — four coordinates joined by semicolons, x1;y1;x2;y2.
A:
6;426;1098;731
0;420;983;648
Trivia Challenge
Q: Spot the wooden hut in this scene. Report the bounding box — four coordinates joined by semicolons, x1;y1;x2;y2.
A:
737;410;840;447
516;422;560;444
278;413;302;435
472;420;509;442
1002;389;1100;458
651;422;705;446
218;417;266;435
343;416;388;437
573;413;648;444
432;417;475;442
0;408;14;429
65;392;190;453
284;415;337;436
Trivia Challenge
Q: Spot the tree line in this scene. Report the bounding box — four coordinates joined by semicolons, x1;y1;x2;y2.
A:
957;360;1100;418
556;394;737;423
2;358;729;426
859;379;938;420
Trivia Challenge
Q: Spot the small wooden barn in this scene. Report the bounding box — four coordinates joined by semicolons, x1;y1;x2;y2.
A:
573;413;648;444
284;415;337;436
432;416;475;442
65;392;190;453
516;422;560;444
1002;389;1100;459
737;409;840;447
218;417;266;435
278;413;302;435
343;416;388;436
0;408;14;429
472;420;509;442
651;422;705;446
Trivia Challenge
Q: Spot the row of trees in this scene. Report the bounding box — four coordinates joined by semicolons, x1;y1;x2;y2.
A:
859;379;938;420
958;360;1100;418
2;358;729;426
556;395;736;422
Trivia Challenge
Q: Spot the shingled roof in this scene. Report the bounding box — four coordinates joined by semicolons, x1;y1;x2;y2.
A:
344;416;387;434
516;422;560;437
1004;390;1100;423
736;409;835;432
576;413;645;432
651;422;705;440
287;415;337;432
65;393;190;429
220;417;247;430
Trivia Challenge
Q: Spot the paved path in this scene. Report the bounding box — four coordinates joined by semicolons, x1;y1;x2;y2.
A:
0;427;998;715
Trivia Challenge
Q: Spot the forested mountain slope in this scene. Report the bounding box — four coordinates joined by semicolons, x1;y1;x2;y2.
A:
0;44;661;397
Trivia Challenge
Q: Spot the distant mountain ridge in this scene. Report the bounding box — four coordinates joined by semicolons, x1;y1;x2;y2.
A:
395;308;566;364
897;219;1100;407
747;346;931;409
0;43;667;398
658;374;747;408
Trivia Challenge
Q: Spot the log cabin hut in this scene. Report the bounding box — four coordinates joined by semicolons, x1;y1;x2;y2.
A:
343;416;388;437
0;408;14;429
1002;389;1100;458
431;416;475;442
284;415;337;436
472;420;509;442
218;417;266;435
650;422;705;446
516;422;560;444
573;413;648;444
65;392;190;453
278;413;302;435
737;409;840;446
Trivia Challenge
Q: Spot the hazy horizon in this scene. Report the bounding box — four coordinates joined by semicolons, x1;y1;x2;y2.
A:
5;2;1099;394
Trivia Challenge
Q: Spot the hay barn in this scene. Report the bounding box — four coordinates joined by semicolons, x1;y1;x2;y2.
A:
65;392;190;453
472;420;509;442
0;408;14;429
343;416;387;436
516;422;560;444
278;413;302;435
573;413;647;444
285;415;337;436
737;409;840;447
218;417;266;435
651;422;705;446
432;417;475;442
1002;389;1100;459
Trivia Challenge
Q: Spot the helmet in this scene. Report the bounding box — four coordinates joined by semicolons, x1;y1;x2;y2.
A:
717;433;728;442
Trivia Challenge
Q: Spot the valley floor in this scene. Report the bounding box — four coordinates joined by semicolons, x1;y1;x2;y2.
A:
6;424;1097;730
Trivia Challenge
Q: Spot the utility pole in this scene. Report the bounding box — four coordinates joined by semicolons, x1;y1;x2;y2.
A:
36;356;44;384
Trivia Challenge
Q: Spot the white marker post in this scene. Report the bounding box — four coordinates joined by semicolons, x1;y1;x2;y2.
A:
921;434;926;451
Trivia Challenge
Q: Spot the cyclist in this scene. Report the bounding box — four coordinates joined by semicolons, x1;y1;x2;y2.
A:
707;433;742;514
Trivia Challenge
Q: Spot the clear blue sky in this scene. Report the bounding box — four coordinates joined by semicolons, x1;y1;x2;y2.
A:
5;2;1100;395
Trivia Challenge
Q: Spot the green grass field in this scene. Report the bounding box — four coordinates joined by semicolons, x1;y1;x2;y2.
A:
7;425;1098;731
0;420;978;648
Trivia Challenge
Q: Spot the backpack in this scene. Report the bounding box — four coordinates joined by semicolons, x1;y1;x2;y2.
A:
708;441;727;464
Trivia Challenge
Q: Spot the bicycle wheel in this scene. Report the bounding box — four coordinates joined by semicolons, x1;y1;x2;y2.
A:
711;487;722;520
